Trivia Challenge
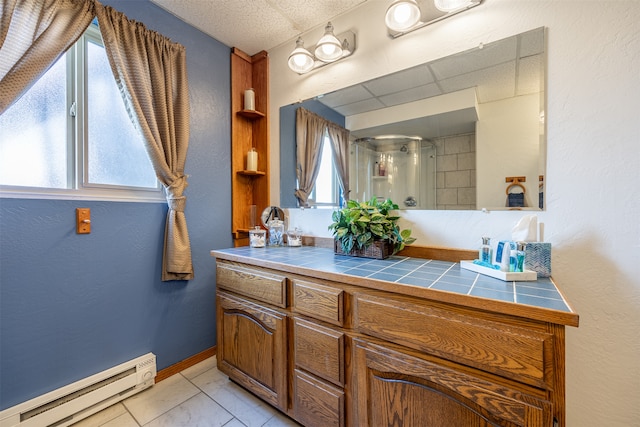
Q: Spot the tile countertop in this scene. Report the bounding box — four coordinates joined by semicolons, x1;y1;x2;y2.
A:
211;246;579;327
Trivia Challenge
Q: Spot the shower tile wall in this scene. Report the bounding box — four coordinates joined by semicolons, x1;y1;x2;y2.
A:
435;133;476;210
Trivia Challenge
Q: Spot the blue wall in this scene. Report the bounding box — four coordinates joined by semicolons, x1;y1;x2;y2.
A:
0;0;231;410
279;100;345;208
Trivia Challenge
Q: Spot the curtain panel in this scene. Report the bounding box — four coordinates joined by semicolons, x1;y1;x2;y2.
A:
0;0;95;114
294;107;326;206
295;107;350;206
326;122;350;203
96;4;193;281
1;0;194;281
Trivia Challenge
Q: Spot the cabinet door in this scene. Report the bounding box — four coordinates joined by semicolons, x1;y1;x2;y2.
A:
352;338;552;427
217;291;287;411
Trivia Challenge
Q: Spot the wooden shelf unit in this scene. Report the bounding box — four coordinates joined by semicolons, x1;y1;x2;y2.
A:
231;47;269;246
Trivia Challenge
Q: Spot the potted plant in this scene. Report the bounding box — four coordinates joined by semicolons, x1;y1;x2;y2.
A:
328;197;416;259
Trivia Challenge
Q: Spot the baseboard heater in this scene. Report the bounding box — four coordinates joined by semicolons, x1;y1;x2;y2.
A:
0;353;156;427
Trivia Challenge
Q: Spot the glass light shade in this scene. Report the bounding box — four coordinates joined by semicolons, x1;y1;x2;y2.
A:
385;0;421;32
287;37;314;73
434;0;473;12
314;22;343;62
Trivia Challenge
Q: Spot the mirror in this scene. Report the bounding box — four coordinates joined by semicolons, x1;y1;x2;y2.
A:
280;27;546;211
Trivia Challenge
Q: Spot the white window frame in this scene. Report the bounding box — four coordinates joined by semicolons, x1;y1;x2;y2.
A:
0;24;164;203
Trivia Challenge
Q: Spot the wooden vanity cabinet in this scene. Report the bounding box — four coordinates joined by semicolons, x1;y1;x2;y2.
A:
213;257;574;427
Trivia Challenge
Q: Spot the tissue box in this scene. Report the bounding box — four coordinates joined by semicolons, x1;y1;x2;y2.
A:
525;243;551;277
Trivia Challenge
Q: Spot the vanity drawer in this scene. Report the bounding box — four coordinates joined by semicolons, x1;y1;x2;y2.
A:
293;369;344;427
293;317;345;387
353;292;554;389
292;279;344;326
216;261;287;308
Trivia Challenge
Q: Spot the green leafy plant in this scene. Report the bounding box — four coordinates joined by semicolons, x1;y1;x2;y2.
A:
328;197;416;255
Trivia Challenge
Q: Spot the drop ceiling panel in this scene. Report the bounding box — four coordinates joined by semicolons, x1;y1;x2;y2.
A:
429;37;517;80
363;65;434;96
318;85;374;108
519;28;545;58
378;83;443;107
517;55;542;95
438;61;516;103
333;98;386;116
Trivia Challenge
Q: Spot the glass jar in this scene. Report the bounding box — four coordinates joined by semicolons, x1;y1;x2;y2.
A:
268;219;284;246
287;227;302;247
249;226;266;248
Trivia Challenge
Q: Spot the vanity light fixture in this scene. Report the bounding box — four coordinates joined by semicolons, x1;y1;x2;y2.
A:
385;0;483;38
287;22;356;74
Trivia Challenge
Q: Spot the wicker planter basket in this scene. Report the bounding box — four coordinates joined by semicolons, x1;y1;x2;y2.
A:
333;239;394;260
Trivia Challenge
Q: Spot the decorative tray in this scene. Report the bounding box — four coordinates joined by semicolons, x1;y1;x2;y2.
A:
460;260;538;281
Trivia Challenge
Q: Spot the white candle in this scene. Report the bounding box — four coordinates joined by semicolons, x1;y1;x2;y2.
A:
247;148;258;171
244;88;255;111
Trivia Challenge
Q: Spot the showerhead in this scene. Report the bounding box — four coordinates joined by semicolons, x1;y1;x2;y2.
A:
400;144;408;152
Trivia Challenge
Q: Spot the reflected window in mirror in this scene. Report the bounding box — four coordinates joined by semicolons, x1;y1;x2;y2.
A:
308;132;341;208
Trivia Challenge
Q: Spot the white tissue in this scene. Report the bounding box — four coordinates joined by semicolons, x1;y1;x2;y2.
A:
512;214;538;242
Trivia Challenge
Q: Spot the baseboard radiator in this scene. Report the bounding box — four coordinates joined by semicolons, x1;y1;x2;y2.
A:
0;353;156;427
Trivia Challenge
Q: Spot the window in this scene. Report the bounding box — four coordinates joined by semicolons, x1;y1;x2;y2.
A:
308;133;341;207
0;23;161;202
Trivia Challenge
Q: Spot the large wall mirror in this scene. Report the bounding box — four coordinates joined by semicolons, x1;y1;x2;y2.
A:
280;27;546;211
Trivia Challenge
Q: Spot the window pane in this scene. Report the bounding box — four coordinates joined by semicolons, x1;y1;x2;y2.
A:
314;137;335;204
86;40;157;188
0;58;68;188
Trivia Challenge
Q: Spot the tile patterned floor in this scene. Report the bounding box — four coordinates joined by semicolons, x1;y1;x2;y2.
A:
72;357;301;427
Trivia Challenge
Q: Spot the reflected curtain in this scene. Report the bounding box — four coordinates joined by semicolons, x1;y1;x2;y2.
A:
96;4;193;281
295;108;326;206
326;122;350;203
0;0;95;113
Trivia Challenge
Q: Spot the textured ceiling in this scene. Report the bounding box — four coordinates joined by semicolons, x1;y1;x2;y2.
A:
150;0;369;55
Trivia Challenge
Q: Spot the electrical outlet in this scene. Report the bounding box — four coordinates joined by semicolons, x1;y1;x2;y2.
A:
76;208;91;234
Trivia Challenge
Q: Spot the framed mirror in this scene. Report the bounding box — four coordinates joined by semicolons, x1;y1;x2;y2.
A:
280;27;546;211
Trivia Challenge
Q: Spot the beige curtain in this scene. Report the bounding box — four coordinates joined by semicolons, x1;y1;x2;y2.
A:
326;122;350;203
0;0;95;114
96;4;193;281
295;108;326;206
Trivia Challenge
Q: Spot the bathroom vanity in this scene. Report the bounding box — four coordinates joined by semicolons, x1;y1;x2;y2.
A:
210;246;578;427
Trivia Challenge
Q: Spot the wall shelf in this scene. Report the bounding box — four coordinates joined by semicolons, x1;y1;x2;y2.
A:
237;109;266;120
237;170;266;176
231;47;269;247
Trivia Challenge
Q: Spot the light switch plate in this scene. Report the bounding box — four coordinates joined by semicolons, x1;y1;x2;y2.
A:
76;208;91;234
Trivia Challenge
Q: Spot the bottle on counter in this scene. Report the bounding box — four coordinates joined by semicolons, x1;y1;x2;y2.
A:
515;242;527;272
479;236;492;264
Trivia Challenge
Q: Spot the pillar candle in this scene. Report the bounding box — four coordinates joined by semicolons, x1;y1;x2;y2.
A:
247;148;258;171
244;88;255;111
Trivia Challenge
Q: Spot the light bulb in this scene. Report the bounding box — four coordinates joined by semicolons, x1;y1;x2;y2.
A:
385;0;421;32
314;22;343;62
287;37;314;73
434;0;473;12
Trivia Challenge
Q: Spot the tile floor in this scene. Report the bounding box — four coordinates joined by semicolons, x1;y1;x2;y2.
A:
72;357;301;427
